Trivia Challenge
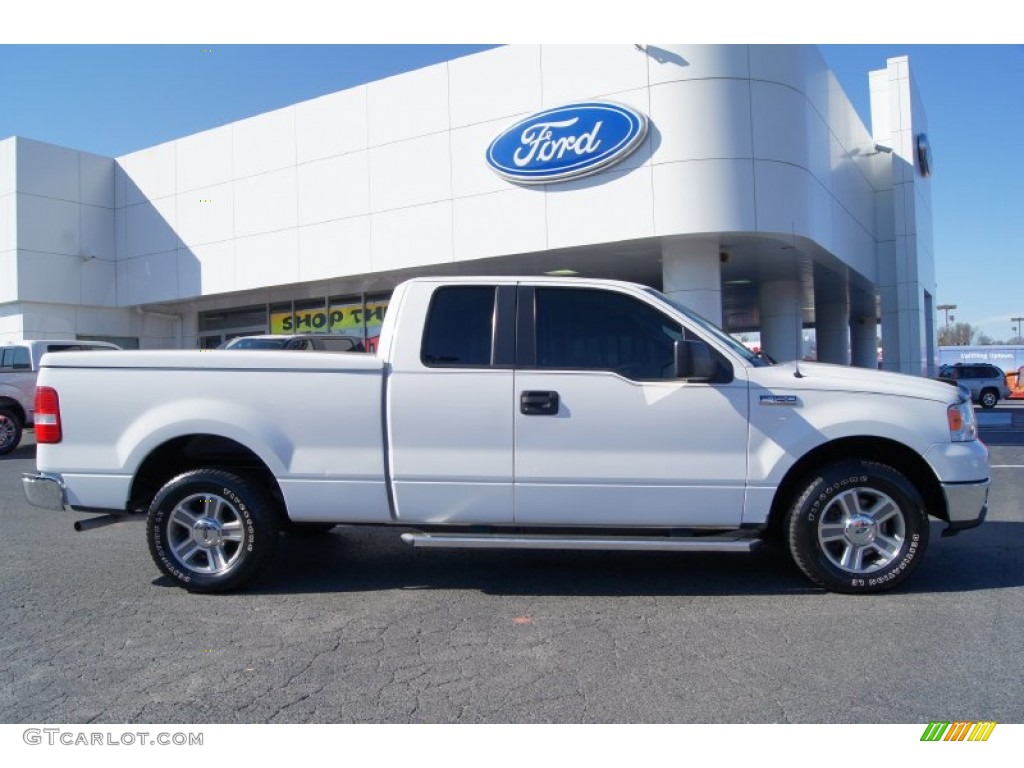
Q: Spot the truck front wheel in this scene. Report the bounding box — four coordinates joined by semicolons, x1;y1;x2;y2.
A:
785;461;929;593
146;469;279;593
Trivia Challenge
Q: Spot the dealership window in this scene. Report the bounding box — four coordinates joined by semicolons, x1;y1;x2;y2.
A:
199;293;390;349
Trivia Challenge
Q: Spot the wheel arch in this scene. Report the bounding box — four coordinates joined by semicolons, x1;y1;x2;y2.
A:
764;436;948;540
128;434;285;519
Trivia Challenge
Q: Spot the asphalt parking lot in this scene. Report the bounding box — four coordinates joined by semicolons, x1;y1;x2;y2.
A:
2;405;1023;724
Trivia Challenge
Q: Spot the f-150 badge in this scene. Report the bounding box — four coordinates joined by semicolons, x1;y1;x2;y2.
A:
760;394;800;407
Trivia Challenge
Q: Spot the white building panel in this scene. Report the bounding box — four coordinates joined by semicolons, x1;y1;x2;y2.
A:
367;63;449;147
80;256;117;307
650;79;753;164
749;45;831;124
646;44;751;85
371;201;453;272
15;138;79;202
0;195;14;252
176;124;233;193
233;167;298;239
177;182;233;247
547;166;655;249
0;251;16;304
295;87;369;164
540;45;649;107
17;250;81;304
232;106;296;180
113;206;128;263
17;194;79;256
125;197;179;258
79;204;115;260
113;163;128;210
369;133;451;213
827;133;875;235
181;241;235;296
453;188;547;262
753;161;818;240
448;44;542;128
20;303;76;337
234;229;299;291
121;141;176;205
652;159;756;235
297;152;370;226
79;152;115;208
297;217;371;282
0;138;14;198
450;118;523;199
117;251;179;305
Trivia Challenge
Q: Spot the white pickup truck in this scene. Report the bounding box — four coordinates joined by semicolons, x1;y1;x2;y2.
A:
23;276;989;594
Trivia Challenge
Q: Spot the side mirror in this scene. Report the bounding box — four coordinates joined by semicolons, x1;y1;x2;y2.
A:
674;339;716;382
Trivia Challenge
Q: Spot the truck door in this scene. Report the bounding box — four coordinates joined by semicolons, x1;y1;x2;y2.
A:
513;285;749;527
386;284;516;524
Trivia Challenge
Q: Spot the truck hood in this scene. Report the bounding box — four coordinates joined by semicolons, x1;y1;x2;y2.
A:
748;361;961;404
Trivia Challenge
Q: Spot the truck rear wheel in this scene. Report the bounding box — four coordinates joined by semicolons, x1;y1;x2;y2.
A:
785;461;929;593
146;469;279;593
0;409;23;456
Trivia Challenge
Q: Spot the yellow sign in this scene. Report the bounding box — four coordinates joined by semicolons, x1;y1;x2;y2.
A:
270;302;387;335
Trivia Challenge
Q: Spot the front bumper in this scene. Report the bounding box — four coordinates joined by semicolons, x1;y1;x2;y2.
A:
22;472;69;511
941;479;989;535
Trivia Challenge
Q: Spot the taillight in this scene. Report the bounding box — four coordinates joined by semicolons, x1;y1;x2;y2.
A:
34;387;62;443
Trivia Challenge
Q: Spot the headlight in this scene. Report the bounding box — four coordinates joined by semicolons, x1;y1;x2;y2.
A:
947;400;978;442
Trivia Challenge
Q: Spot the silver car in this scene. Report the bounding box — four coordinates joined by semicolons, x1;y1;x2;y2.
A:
938;363;1011;409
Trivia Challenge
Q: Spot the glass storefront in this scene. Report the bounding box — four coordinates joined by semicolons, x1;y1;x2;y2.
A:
198;293;391;350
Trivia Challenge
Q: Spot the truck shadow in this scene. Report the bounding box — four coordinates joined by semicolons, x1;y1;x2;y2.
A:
225;519;1024;598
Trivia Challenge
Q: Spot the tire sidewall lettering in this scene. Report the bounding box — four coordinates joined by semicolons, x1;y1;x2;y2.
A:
146;471;277;592
787;462;928;593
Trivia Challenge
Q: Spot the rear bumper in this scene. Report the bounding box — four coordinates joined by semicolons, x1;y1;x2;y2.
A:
941;479;989;535
22;472;69;511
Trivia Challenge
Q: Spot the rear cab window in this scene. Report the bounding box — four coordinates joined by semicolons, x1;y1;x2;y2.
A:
421;286;496;367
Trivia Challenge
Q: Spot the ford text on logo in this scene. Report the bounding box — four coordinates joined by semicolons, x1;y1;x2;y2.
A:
486;102;648;184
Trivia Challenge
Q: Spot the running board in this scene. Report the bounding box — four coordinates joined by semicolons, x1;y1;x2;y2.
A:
400;532;760;553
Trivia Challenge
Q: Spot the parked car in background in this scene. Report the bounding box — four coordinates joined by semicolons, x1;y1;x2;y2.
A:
218;334;367;352
0;340;121;455
937;363;1011;409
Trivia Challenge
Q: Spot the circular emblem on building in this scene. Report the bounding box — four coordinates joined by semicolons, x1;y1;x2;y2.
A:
486;102;648;185
916;133;932;177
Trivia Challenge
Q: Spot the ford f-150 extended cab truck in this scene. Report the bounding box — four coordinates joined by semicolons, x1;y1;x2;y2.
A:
22;277;989;594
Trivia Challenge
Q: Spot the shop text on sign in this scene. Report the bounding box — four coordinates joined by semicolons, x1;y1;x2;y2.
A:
271;302;387;335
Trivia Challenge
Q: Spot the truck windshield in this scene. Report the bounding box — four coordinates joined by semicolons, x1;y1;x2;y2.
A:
644;288;772;368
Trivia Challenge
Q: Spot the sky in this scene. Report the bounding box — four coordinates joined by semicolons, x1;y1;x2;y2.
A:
2;4;1021;342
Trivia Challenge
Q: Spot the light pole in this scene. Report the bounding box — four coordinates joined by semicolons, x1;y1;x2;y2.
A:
1012;316;1024;340
937;304;957;326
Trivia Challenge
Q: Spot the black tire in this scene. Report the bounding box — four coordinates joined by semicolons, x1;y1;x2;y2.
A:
785;460;929;593
146;469;279;593
979;389;998;409
0;409;23;456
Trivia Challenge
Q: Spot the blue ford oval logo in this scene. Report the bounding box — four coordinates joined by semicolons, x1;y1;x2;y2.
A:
486;102;648;184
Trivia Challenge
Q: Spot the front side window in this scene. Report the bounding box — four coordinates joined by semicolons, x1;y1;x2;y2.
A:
421;287;496;367
535;288;682;380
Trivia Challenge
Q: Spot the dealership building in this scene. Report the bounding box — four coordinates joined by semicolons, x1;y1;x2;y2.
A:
1;44;936;374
